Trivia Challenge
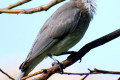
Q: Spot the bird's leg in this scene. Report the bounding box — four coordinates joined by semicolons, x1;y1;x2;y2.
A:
48;55;64;73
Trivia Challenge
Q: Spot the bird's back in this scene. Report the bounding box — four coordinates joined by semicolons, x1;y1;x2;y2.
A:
18;0;96;78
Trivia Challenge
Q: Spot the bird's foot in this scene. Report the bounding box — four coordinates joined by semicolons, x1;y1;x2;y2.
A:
48;55;64;73
52;61;64;73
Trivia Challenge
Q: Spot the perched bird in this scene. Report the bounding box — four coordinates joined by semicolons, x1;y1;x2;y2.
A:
18;0;96;78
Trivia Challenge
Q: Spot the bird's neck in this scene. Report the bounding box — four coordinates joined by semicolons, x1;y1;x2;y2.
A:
74;0;96;18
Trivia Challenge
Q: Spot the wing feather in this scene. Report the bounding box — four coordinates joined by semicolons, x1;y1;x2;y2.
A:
20;1;81;70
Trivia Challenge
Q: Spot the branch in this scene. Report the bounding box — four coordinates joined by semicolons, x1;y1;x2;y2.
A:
20;69;46;80
0;68;15;80
93;68;120;74
31;29;120;80
81;74;89;80
0;0;65;14
3;0;32;9
20;67;120;80
76;29;120;58
61;68;120;80
57;68;120;75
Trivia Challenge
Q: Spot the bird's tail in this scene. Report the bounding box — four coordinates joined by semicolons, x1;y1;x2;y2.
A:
18;53;46;80
17;61;30;80
17;58;43;80
17;71;25;80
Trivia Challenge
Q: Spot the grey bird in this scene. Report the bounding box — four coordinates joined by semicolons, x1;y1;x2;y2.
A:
18;0;96;79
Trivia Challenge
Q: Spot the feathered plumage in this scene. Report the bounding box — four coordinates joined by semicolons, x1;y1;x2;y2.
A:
18;0;96;79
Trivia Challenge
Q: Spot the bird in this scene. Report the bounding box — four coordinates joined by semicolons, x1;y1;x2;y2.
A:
18;0;96;79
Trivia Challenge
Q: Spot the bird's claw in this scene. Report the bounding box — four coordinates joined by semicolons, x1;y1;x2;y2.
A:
48;55;64;73
52;60;64;73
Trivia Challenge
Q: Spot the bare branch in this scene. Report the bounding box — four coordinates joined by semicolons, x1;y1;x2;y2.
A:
93;68;120;74
20;69;47;80
0;0;65;14
21;67;120;80
81;74;89;80
4;0;32;9
59;68;120;80
0;68;15;80
56;71;94;75
57;68;120;75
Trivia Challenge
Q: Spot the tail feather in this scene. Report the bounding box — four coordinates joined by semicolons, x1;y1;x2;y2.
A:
18;61;35;80
18;53;46;80
17;71;25;80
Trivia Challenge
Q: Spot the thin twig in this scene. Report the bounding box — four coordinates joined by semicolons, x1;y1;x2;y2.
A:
58;68;120;80
0;68;15;80
4;0;32;9
26;68;120;80
56;68;120;75
94;68;120;74
56;72;96;75
0;0;65;14
81;74;89;80
20;69;47;80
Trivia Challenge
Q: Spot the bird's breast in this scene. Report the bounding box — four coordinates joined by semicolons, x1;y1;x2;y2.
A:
48;16;91;55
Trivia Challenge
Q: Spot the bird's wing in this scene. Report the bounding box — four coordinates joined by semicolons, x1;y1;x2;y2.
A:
20;2;81;70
